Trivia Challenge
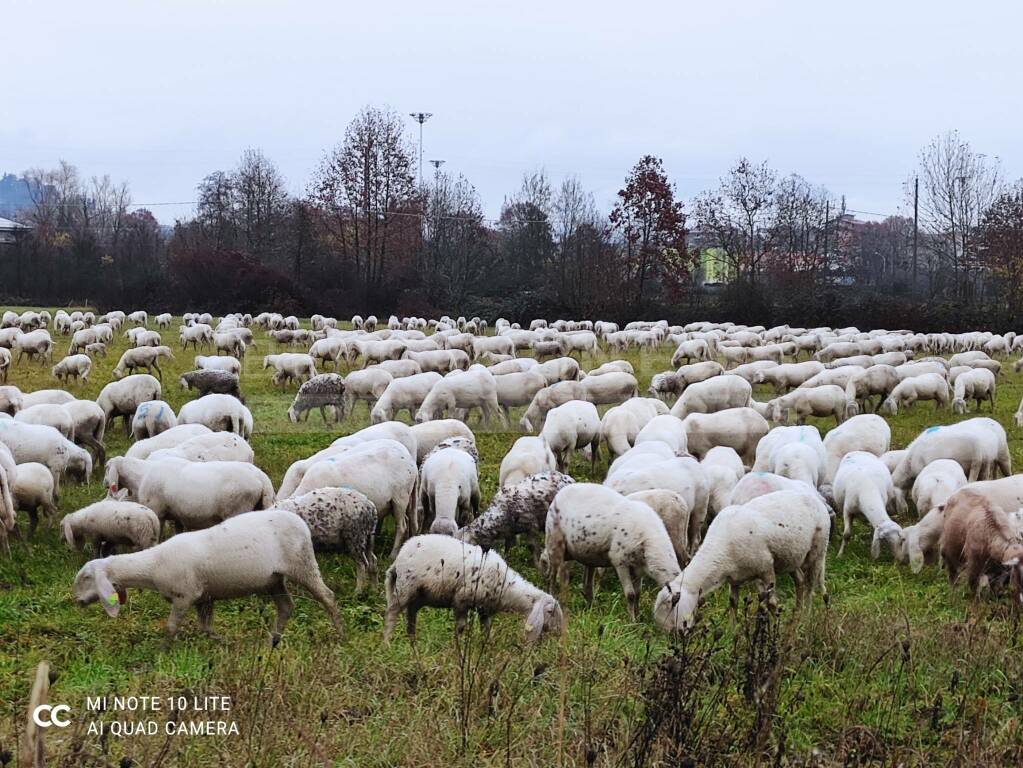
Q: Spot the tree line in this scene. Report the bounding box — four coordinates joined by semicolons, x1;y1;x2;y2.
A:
3;108;1022;331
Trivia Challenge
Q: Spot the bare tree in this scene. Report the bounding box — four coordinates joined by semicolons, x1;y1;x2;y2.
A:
908;130;1002;298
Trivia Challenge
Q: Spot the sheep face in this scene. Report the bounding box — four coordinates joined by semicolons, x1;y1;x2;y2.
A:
524;596;563;644
73;561;126;617
653;583;698;633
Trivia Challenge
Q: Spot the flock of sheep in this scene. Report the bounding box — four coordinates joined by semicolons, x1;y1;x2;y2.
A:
1;307;1022;647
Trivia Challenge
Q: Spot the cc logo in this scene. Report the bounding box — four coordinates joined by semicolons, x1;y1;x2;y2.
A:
32;704;71;728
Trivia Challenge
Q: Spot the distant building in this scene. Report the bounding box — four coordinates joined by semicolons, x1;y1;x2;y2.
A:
0;216;31;245
0;173;47;218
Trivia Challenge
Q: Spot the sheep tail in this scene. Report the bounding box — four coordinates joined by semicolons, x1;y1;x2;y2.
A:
384;564;398;609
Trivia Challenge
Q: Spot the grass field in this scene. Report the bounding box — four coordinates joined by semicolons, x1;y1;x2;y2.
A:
1;315;1022;767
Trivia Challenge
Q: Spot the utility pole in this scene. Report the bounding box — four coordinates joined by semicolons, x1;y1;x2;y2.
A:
409;112;432;188
912;176;919;292
429;159;445;176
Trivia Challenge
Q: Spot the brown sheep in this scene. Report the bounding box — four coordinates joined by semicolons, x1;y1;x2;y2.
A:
940;488;1023;602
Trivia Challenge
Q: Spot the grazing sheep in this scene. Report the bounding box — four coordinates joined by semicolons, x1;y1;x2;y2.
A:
754;361;825;393
178;394;253;438
342;368;393;417
21;389;74;408
540;483;681;619
62;495;161;554
880;373;952;414
634;414;689;455
653;490;830;631
844;365;900;416
419;446;480;536
493;368;549;420
410;420;476;465
403;349;470;374
599;398;668;459
0;385;21;415
130;400;177;441
586;360;634;377
73;510;341;642
85;342;107;358
520;372;638;432
290;439;418;558
384;534;563;644
108;455;274;532
51;354;92;383
179;369;243;400
371;372;443;424
911;459;967;518
540;400;601;473
728;471;829;508
12;462;58;534
0;419;91;497
13;329;54;364
895;506;947;573
125;423;212;460
148;432;255;464
113;346;174;380
951;368;997;414
263;353;318;386
534;356;582;385
499;436;558;487
97;375;162;436
0;347;9;384
701;446;746;516
457;471;575;563
14;403;74;439
768;384;849;425
275;487;378;593
833;452;902;558
287;374;346;424
415;367;505;427
822;414;891;485
681;407;770;467
940;488;1023;601
194;355;241;376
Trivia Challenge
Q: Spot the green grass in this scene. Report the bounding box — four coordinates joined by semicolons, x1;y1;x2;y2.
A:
1;317;1022;766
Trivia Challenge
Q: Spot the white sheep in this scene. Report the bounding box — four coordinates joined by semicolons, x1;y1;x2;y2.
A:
13;329;53;363
415;366;505;427
130;400;177;441
951;367;996;414
880;373;951;414
910;458;967;518
605;453;710;553
290;439;417;558
822;414;891;485
263;353;317;386
125;423;212;460
195;355;241;376
653;490;830;631
768;384;849;425
148;431;255;464
14;403;74;439
113;346;174;380
177;394;253;438
12;461;58;535
599;398;668;458
403;349;469;374
107;455;275;533
540;483;682;619
493;368;549;420
520;372;637;432
51;354;92;383
540;400;601;473
73;510;341;642
701;446;746;516
669;375;753;419
833;451;902;558
371;372;443;424
97;374;162;436
681;407;770;467
384;534;563;644
0;420;91;497
407;419;474;464
894;506;947;573
62;495;161;554
499;436;558;487
342;368;393;417
419;446;480;536
634;414;688;454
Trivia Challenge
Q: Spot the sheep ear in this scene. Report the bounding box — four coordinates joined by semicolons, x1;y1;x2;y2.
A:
524;600;546;644
870;530;882;560
95;568;121;618
62;517;76;549
113;488;128;502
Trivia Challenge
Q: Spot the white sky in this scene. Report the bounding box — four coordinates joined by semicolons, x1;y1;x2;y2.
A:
5;1;1021;224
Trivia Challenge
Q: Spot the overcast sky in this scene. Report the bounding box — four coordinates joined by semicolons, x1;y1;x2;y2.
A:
6;1;1021;224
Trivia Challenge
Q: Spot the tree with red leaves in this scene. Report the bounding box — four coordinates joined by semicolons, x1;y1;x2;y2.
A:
610;155;690;312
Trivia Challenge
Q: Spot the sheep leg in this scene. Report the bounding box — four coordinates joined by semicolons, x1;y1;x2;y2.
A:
165;599;191;639
269;586;294;646
615;564;640;621
196;598;216;635
405;604;421;646
838;507;852;557
792;568;806;610
291;568;342;633
728;583;740;627
583;566;596;606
